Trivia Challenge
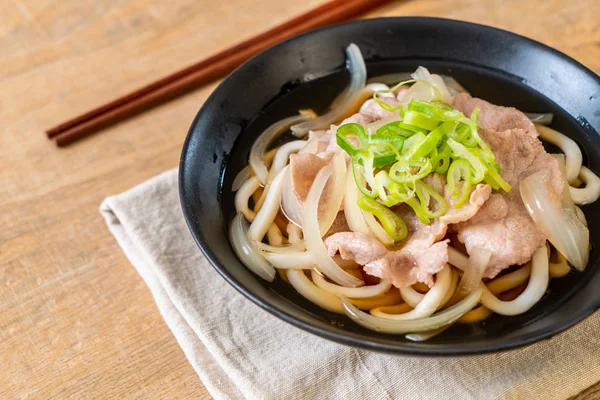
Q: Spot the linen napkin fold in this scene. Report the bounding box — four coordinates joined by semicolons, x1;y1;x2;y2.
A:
101;168;600;400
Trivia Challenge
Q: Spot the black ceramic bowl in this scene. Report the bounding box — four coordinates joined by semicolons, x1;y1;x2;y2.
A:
179;17;600;355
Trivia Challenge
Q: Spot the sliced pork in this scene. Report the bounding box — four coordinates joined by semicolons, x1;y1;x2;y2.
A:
452;94;563;277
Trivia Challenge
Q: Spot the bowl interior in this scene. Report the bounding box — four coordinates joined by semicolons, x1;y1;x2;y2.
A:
180;18;600;355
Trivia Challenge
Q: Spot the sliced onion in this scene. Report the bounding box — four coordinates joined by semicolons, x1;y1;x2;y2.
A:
281;168;303;227
232;166;252;192
343;165;372;236
520;170;589;270
234;176;260;221
399;286;423;308
319;152;347;235
526;113;553;125
536;125;582;184
447;246;469;271
407;66;452;104
341;288;482;334
373;265;451;320
575;206;588;227
248;166;288;241
453;247;491;301
255;241;306;254
287;269;343;313
291;44;366;136
480;246;549;315
361;209;394;246
303;164;364;287
263;252;315;269
442;76;469;96
439;268;459;309
311;270;391;299
230;212;275;281
250;115;312;184
570;166;600;205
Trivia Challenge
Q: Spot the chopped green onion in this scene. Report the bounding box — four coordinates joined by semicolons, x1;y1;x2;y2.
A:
409;121;458;159
414;181;448;219
357;196;408;241
336;123;365;157
376;121;420;137
447;159;473;208
446;138;487;183
389;157;433;183
408;100;462;121
352;156;377;198
432;143;452;174
403;110;441;131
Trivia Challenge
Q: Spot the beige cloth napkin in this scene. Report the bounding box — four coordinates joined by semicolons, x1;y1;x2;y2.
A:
100;168;600;400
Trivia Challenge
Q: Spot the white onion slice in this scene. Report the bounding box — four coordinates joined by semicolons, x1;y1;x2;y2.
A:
570;166;600;205
291;44;366;136
230;212;275;281
520;170;589;270
234;176;260;221
399;286;424;308
232;166;252;192
526;113;553;125
311;270;391;299
250;115;312;184
248;166;288;242
453;247;491;300
287;269;343;313
343;165;372;236
536;125;582;184
480;246;549;315
375;265;451;320
281;168;304;227
341;288;482;334
447;246;469;271
319;152;347;235
262;252;314;269
303;164;364;287
362;209;394;246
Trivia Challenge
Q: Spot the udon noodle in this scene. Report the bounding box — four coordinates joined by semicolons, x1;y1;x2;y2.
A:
229;43;599;340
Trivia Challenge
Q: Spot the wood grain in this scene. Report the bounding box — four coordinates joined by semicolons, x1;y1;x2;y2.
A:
1;0;598;398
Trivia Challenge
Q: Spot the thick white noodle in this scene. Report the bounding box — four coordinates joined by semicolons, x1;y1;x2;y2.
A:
311;270;391;299
341;289;482;334
399;286;424;308
267;224;283;246
250;115;311;184
303;164;364;287
570;166;600;205
480;246;549;316
230;213;276;281
287;223;303;244
374;265;451;320
248;166;288;241
287;269;344;313
262;252;315;269
269;140;307;182
536;125;582;184
255;241;306;254
234;176;260;221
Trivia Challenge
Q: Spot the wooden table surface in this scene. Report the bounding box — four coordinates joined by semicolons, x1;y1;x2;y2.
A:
2;0;599;398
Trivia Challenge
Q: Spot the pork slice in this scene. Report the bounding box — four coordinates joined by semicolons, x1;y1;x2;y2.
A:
449;108;564;277
453;93;537;137
289;153;330;204
359;98;398;120
326;211;350;237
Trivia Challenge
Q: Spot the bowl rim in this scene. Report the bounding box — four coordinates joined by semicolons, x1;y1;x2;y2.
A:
179;16;600;356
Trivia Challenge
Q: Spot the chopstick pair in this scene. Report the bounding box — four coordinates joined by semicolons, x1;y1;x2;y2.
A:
46;0;393;147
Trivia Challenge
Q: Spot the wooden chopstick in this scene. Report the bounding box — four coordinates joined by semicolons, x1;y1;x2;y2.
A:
47;0;393;147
